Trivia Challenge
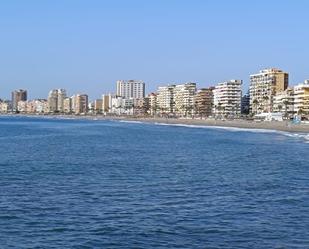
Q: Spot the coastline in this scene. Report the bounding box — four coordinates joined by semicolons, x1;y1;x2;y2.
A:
1;113;309;133
123;117;309;133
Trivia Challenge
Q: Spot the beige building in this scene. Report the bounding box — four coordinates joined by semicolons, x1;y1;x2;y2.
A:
293;80;309;116
250;68;289;114
75;94;88;114
156;85;175;114
63;97;72;113
48;89;67;113
213;80;242;117
195;87;214;117
0;101;9;113
174;83;196;116
17;100;28;113
273;88;294;118
94;99;103;113
148;93;157;115
12;89;27;112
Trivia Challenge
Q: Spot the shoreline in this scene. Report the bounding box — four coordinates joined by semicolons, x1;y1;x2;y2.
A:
124;117;309;133
1;113;309;133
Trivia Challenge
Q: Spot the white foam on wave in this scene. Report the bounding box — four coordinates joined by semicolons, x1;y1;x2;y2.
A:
154;122;278;133
279;132;309;141
117;120;309;143
153;122;309;143
119;120;144;124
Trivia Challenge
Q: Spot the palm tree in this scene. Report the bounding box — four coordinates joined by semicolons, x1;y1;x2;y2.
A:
252;99;259;114
262;95;270;112
283;100;289;119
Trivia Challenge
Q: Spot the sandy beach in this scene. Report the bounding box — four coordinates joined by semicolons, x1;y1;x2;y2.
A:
122;117;309;133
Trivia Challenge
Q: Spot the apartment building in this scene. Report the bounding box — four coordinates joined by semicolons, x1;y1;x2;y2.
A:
116;80;145;99
213;80;242;117
195;87;214;117
250;68;288;114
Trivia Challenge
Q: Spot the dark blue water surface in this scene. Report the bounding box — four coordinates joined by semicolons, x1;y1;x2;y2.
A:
0;116;308;249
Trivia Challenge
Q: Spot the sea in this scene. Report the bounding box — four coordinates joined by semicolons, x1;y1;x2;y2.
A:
0;116;308;249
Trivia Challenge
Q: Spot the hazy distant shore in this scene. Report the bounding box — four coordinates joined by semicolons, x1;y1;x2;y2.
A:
1;113;309;133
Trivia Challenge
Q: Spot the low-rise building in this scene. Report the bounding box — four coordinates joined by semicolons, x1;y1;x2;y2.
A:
293;80;309;116
273;88;294;118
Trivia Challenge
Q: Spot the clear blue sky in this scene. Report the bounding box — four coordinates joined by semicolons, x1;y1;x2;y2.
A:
0;0;308;100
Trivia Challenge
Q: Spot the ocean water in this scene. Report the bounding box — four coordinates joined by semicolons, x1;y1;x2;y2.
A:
0;116;308;249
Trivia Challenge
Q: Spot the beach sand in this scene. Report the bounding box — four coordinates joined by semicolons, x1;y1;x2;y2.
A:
123;117;309;133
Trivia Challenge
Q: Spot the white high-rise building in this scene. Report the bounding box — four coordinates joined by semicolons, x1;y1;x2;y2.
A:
174;83;196;116
116;80;145;99
156;85;176;114
57;89;67;112
48;89;58;113
48;89;67;113
213;80;242;117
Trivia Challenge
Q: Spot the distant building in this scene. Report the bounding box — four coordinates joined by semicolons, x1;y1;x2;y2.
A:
156;85;176;114
116;80;145;99
273;88;294;118
57;89;67;113
102;94;111;113
293;80;309;116
195;87;214;117
94;99;103;113
174;83;196;116
75;94;88;114
148;93;157;115
0;100;10;113
134;97;150;115
213;80;242;117
63;97;72;113
12;89;27;112
111;96;124;115
47;89;58;113
17;100;28;113
241;93;250;115
48;89;67;113
34;99;48;113
250;68;289;114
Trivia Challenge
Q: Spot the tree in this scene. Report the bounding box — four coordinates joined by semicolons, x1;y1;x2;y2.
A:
283;100;289;118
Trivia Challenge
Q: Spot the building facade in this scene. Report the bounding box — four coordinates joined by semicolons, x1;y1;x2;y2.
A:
174;83;196;116
213;80;242;117
75;94;88;114
195;87;214;117
48;89;67;113
293;80;309;116
116;80;145;99
273;88;294;118
249;68;289;114
12;89;27;112
156;85;176;114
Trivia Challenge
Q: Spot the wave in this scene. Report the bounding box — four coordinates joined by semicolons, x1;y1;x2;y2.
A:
153;122;278;133
117;120;309;143
153;122;309;143
118;120;144;124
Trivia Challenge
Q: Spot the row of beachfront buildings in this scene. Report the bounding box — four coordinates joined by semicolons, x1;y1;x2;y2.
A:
0;68;309;118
